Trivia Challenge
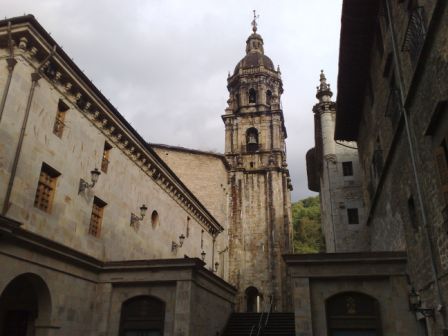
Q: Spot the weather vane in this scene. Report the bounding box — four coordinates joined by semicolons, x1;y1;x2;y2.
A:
251;10;259;33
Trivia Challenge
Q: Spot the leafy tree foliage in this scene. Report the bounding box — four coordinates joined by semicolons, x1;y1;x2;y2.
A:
292;196;325;253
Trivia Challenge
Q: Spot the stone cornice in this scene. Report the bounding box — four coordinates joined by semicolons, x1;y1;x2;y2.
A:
0;215;236;296
151;143;231;170
283;252;407;278
0;16;223;235
222;109;288;139
227;66;282;88
283;251;407;264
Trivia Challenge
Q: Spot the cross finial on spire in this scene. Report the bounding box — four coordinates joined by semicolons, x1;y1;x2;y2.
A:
251;10;259;33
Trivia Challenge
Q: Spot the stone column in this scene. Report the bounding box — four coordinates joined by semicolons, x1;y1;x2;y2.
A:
293;277;313;336
173;280;193;336
93;283;113;335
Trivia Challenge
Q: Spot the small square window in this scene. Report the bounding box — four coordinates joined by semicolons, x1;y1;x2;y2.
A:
53;99;69;138
101;142;112;173
89;197;107;237
34;163;60;213
342;162;354;176
347;208;359;224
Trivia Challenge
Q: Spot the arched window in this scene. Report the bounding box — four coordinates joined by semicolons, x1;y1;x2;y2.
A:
119;296;165;336
326;292;381;336
246;128;259;152
151;210;159;229
249;88;257;104
266;90;272;106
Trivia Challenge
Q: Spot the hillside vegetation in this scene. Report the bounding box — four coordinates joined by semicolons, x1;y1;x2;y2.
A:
292;196;325;253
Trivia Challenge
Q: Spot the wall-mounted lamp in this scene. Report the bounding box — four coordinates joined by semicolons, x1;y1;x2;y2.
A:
201;250;206;262
171;234;186;252
130;204;148;227
409;287;434;318
213;262;219;272
78;168;101;194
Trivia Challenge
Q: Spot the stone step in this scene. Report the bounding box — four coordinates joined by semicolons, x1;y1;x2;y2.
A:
222;312;295;336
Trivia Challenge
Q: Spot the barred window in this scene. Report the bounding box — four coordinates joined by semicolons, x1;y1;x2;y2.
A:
342;162;354;177
402;6;427;67
385;75;401;128
425;101;448;231
34;163;60;213
435;139;448;203
89;197;106;237
101;142;112;173
347;208;359;224
53;99;69;138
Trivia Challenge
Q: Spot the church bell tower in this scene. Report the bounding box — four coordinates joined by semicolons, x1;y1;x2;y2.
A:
223;14;293;312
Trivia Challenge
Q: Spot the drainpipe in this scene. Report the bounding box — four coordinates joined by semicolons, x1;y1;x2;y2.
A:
211;234;216;270
2;46;57;215
385;0;446;326
0;22;17;123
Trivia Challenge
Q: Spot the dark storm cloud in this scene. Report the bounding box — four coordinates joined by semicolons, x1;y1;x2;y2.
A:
4;0;342;201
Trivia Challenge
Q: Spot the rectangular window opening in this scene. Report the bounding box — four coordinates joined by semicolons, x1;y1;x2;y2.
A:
342;161;354;177
89;197;107;237
408;196;419;231
34;163;60;213
347;208;359;224
53;99;69;138
101;142;112;173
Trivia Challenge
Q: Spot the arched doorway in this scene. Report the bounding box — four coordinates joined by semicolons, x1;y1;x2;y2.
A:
119;296;165;336
326;292;382;336
245;286;261;313
0;273;52;336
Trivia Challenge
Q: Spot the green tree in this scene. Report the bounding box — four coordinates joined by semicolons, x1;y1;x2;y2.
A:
292;196;325;253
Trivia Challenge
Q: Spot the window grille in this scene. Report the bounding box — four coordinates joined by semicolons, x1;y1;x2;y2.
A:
347;208;359;224
385;87;401;128
342;162;354;177
402;6;426;67
34;163;60;213
89;197;106;237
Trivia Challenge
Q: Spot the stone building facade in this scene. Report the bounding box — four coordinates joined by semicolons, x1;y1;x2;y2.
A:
0;15;236;336
0;14;293;336
295;0;448;335
306;71;368;253
333;0;448;334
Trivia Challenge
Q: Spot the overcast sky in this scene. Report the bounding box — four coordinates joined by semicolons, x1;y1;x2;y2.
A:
4;0;343;202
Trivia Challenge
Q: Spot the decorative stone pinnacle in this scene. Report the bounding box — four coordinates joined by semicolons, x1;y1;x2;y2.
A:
319;70;329;91
316;69;333;100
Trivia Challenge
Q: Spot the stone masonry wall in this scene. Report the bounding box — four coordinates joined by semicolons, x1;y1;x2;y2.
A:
152;146;230;279
0;52;218;266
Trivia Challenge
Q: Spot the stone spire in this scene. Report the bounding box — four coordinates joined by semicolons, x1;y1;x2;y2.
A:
316;70;333;103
